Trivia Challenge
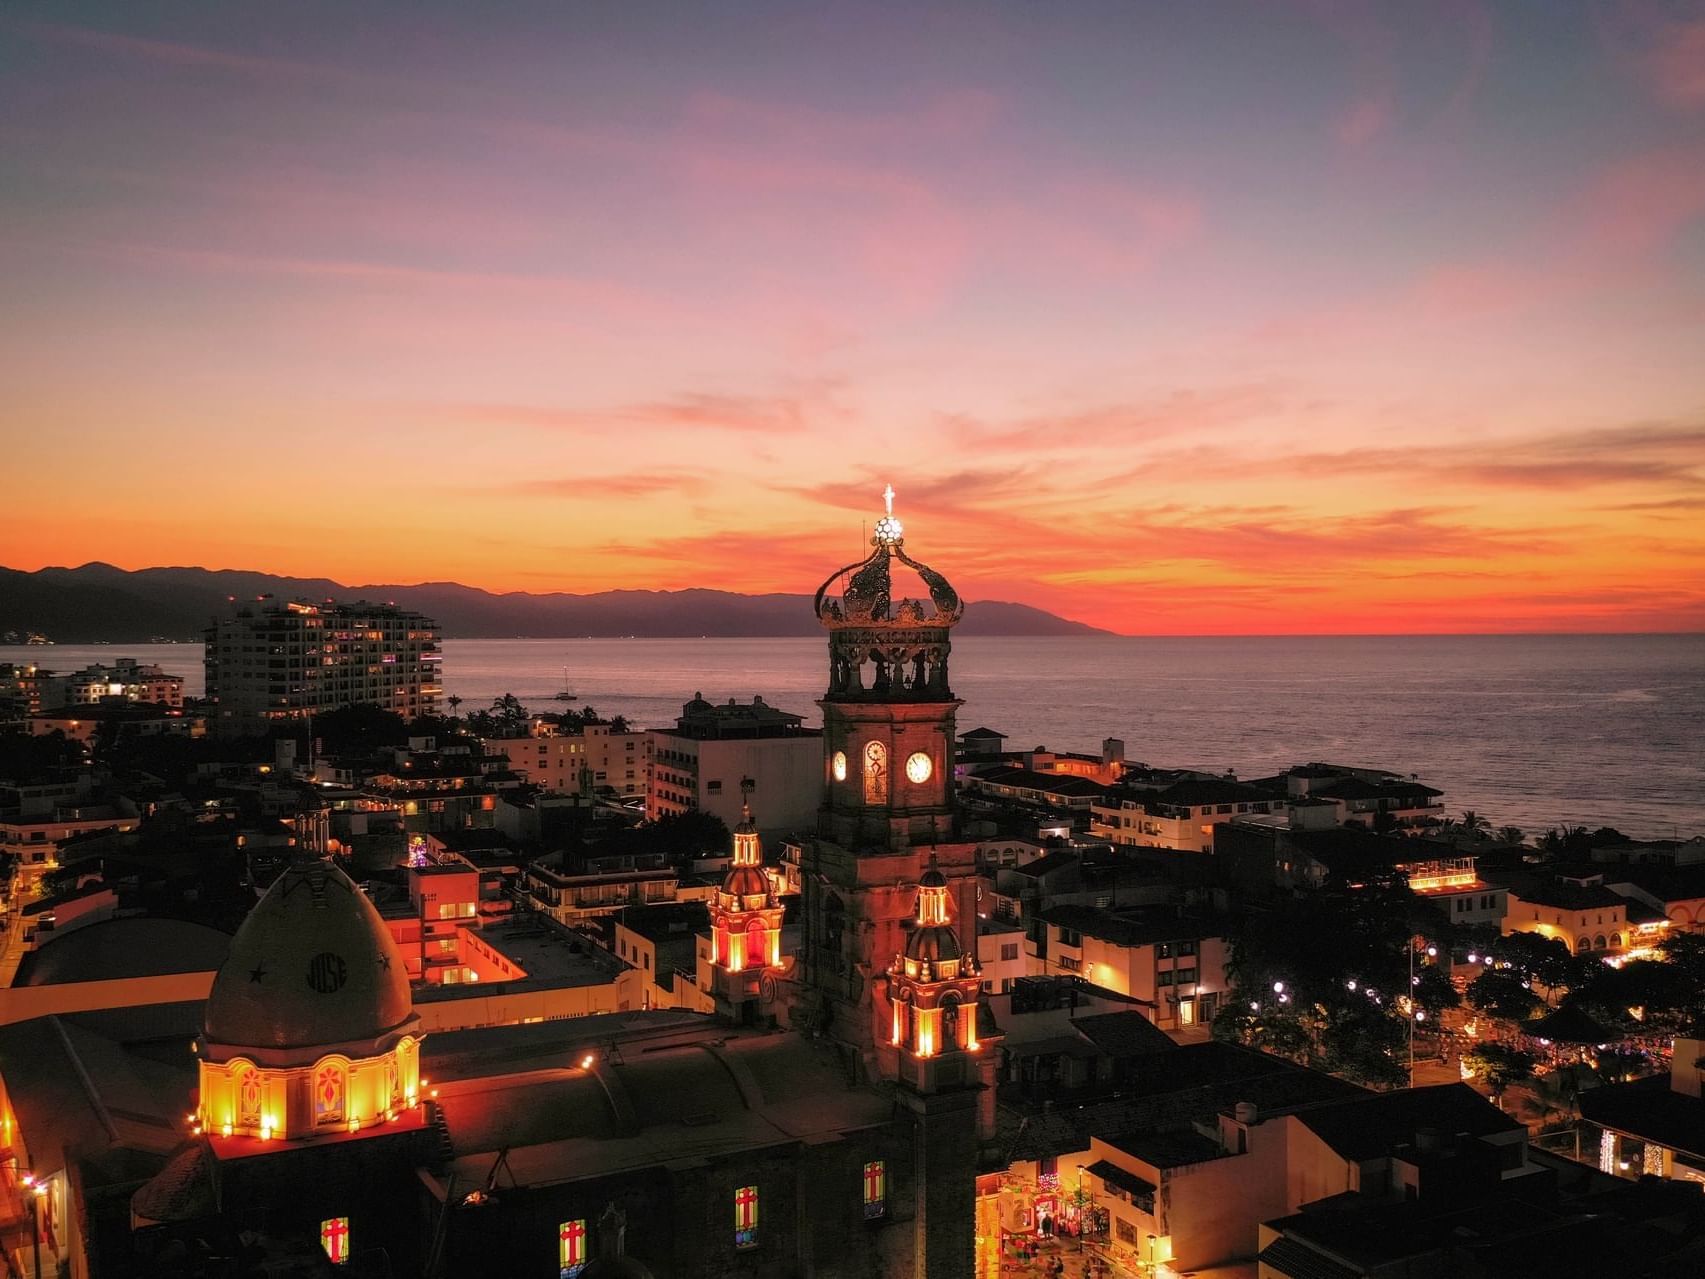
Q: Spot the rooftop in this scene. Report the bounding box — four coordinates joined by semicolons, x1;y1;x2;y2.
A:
1107;1126;1226;1169
1069;1011;1179;1059
414;918;626;1002
1511;880;1628;911
1580;1073;1705;1160
16;917;231;987
1290;1083;1521;1163
969;767;1110;798
1040;904;1224;948
427;1021;892;1190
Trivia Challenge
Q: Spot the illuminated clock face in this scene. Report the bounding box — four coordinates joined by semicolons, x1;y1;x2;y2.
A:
832;750;847;782
905;752;933;784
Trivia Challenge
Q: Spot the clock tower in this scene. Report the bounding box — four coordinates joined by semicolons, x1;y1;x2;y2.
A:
815;484;961;853
797;489;982;1072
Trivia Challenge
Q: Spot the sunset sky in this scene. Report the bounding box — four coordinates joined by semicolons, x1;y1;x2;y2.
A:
4;2;1704;634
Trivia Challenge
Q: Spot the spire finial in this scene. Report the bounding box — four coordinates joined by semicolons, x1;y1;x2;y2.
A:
873;485;903;544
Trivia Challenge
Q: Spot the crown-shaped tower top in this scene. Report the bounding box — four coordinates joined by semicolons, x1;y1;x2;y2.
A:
814;485;963;632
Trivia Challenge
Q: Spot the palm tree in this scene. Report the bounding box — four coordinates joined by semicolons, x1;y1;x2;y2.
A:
447;694;463;720
1460;811;1492;840
1496;825;1525;848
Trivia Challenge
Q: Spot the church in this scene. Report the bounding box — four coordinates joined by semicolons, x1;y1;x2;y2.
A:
119;492;998;1278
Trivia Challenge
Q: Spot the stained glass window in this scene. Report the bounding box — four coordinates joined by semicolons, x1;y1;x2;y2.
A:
559;1218;587;1276
237;1067;261;1128
314;1060;346;1124
863;1160;886;1219
734;1184;759;1249
321;1217;350;1265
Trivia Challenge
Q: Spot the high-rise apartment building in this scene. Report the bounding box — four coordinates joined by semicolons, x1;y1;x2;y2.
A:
205;597;442;724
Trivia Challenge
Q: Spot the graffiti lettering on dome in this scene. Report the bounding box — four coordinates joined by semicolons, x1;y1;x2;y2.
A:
306;952;348;993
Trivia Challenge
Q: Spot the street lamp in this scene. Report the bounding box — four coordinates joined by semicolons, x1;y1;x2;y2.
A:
1142;1231;1173;1275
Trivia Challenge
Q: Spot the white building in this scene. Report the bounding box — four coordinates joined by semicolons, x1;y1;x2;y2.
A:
646;694;821;838
484;720;652;800
1092;779;1290;853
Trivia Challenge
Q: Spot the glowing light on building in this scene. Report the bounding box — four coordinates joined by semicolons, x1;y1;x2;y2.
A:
321;1217;350;1265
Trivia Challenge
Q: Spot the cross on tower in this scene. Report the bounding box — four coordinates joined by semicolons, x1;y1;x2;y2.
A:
883;483;895;515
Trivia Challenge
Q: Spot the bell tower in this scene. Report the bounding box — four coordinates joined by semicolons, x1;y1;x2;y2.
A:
705;781;786;1020
815;485;961;853
791;490;997;1279
796;489;980;1075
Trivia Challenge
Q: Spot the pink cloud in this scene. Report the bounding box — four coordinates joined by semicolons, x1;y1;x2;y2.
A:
1650;18;1705;106
453;378;847;437
1600;3;1705;109
941;383;1286;453
503;468;708;499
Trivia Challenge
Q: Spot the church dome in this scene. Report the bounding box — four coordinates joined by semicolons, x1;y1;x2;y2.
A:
906;922;962;964
814;488;961;630
721;864;771;899
203;857;415;1060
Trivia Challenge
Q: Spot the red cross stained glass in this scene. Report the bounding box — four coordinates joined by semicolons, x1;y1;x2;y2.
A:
559;1218;587;1274
863;1160;886;1218
320;1216;350;1265
734;1184;759;1249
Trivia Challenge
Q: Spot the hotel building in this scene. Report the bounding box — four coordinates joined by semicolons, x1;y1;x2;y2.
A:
204;597;442;725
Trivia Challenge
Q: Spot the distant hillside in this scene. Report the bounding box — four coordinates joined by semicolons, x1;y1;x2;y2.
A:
0;563;1113;641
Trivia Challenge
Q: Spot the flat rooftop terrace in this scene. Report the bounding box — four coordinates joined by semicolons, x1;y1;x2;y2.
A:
413;917;625;1003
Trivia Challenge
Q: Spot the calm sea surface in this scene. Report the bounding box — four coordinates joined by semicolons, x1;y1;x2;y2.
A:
6;635;1702;839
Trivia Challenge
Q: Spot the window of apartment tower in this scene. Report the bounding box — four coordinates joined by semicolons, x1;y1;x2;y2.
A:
863;1160;886;1218
734;1185;759;1249
864;741;887;803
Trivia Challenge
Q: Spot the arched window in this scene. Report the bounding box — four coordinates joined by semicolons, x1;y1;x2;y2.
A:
864;741;887;803
941;995;963;1052
1594;934;1606;950
1610;933;1622;949
1576;937;1591;954
734;1185;759;1249
235;1062;261;1128
313;1059;347;1125
863;1161;886;1219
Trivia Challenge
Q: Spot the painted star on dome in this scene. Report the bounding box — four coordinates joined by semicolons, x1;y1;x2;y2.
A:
249;964;268;983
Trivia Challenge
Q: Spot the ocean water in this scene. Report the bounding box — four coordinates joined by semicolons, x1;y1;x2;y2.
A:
6;634;1702;839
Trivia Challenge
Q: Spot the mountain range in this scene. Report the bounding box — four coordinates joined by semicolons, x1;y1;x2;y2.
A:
0;563;1111;641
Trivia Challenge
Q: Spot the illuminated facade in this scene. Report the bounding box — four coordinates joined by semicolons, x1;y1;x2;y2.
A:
799;489;983;1059
883;859;985;1091
205;596;442;724
705;783;787;1016
195;850;424;1142
792;488;1000;1279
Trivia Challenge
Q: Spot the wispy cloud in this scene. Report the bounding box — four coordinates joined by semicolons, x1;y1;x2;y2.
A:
455;379;847;438
940;383;1291;453
501;468;709;499
14;19;359;84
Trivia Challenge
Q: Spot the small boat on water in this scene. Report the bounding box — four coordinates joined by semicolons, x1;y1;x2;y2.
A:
554;665;578;701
